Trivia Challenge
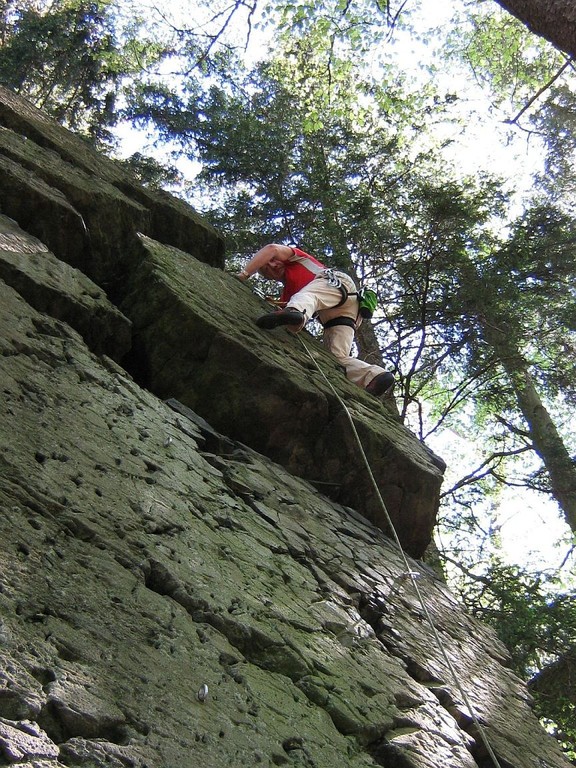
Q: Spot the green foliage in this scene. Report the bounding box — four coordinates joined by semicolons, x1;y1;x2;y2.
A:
443;5;564;110
452;555;576;759
531;84;576;212
118;152;182;188
0;0;116;139
493;205;576;408
464;563;575;674
538;701;576;763
0;0;168;143
171;48;433;269
276;0;393;57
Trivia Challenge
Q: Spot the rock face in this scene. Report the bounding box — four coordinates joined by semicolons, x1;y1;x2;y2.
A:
120;234;444;557
0;85;571;768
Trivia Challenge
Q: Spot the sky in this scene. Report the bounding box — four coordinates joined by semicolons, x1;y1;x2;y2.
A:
426;426;573;579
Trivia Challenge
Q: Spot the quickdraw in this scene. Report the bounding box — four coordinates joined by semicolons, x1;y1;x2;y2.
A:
323;269;349;308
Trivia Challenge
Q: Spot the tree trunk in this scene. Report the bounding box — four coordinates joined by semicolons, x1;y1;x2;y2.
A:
480;317;576;534
528;646;576;705
355;319;385;367
528;646;576;748
494;0;576;59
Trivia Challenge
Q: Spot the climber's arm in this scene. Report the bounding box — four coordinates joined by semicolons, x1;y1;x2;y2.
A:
236;244;293;281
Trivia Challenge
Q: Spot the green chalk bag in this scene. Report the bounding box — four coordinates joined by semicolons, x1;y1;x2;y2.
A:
358;288;378;319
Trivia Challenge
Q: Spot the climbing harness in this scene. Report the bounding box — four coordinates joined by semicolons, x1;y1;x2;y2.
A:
322;317;356;330
296;332;504;768
317;270;379;328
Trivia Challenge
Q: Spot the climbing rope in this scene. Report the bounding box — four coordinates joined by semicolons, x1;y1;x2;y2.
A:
296;333;503;768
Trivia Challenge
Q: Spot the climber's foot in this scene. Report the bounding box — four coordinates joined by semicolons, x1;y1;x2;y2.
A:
365;372;395;397
256;308;306;332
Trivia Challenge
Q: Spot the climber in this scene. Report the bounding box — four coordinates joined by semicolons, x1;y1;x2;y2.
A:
236;243;395;397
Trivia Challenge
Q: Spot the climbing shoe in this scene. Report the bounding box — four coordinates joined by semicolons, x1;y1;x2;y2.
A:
365;372;395;397
256;308;306;332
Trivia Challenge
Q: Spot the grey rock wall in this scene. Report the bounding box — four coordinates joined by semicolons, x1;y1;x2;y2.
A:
0;86;571;768
0;280;570;768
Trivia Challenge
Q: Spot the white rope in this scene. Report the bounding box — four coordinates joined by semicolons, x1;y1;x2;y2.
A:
296;333;503;768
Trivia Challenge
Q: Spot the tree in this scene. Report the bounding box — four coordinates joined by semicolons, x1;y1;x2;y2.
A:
529;646;576;761
156;49;459;377
0;0;169;143
462;205;576;534
388;180;576;533
494;0;576;59
477;309;576;533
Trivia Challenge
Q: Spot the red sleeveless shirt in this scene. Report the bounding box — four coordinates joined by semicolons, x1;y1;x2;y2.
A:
280;247;326;303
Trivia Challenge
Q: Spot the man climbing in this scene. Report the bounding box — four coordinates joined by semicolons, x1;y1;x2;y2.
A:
236;243;395;397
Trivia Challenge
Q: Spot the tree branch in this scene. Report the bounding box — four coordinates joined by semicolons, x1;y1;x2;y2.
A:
506;57;573;126
441;445;533;498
